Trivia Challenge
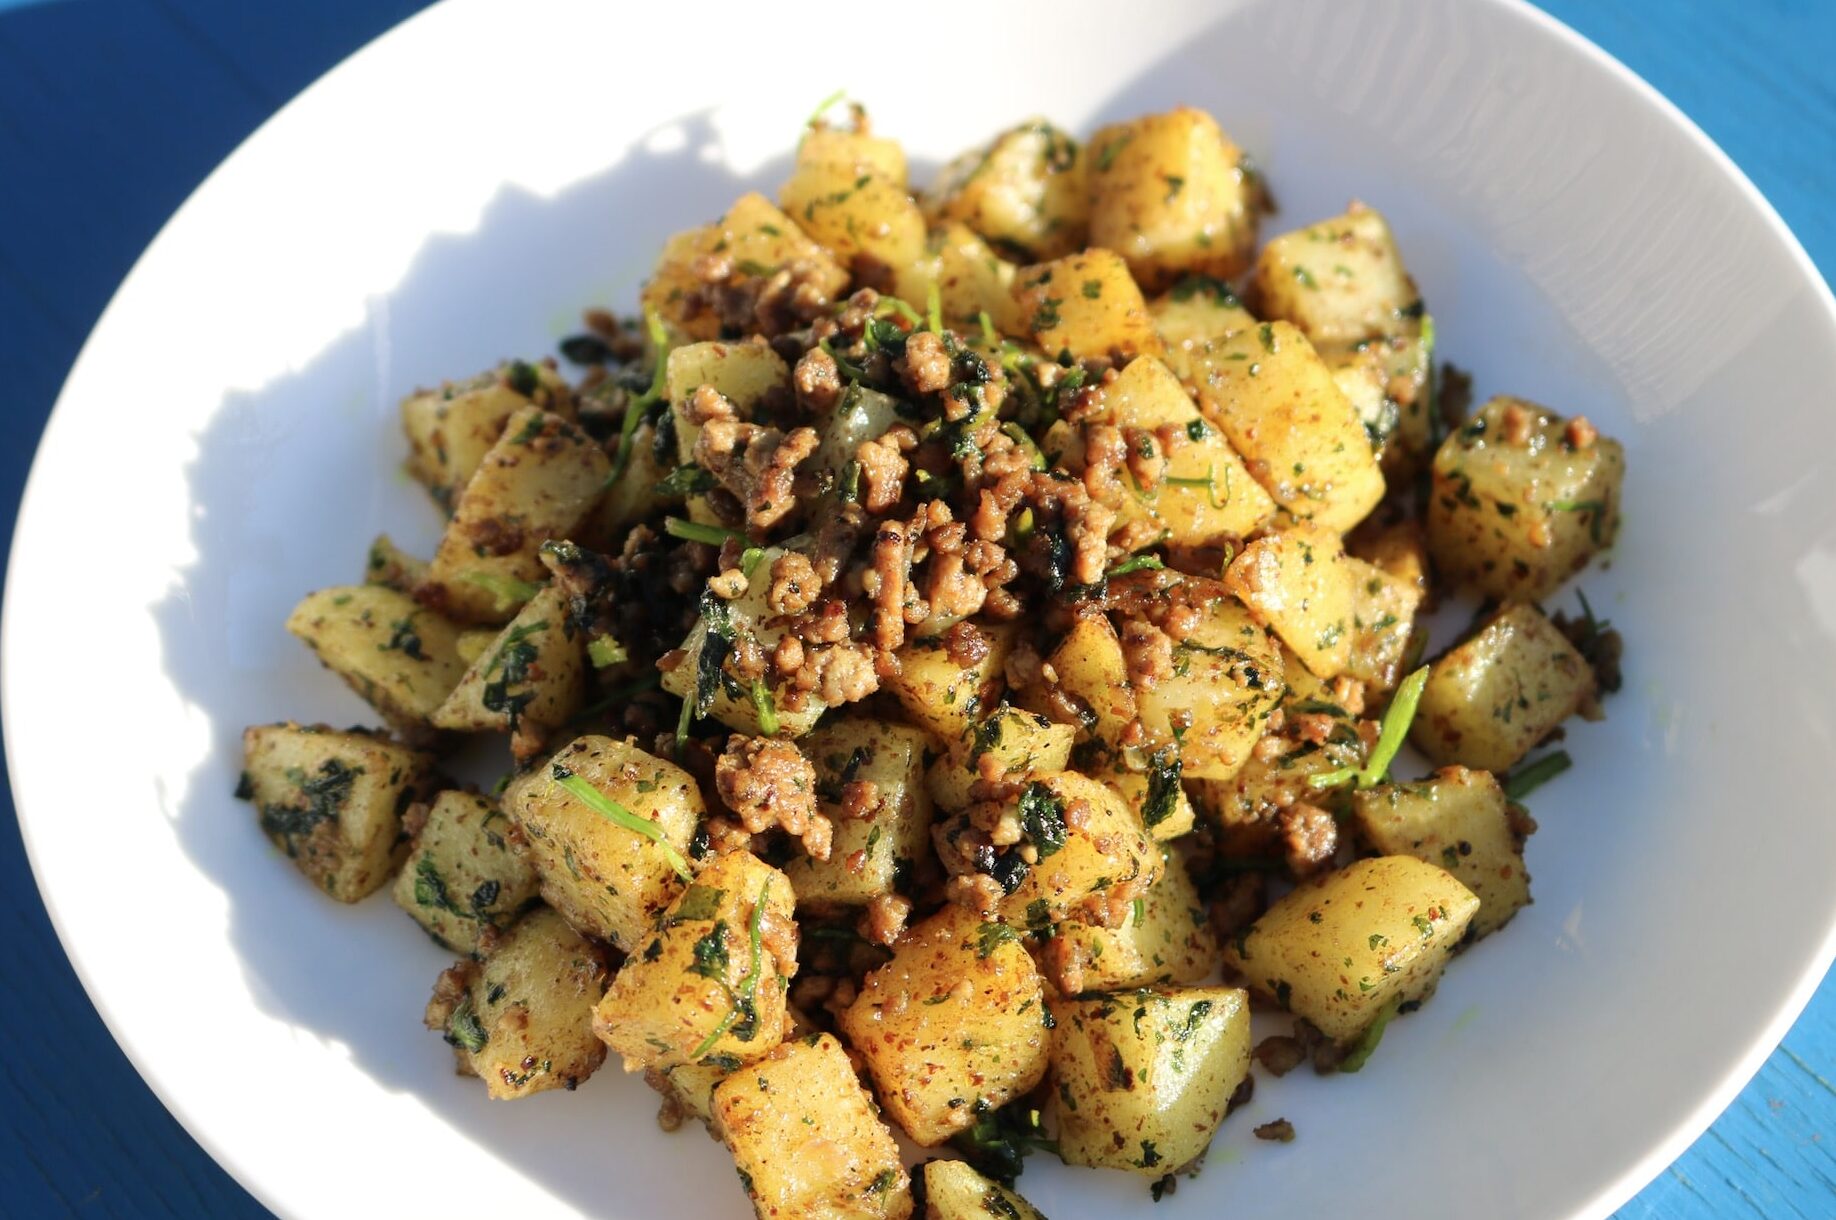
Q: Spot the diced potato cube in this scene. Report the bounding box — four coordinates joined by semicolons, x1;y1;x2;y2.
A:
399;360;573;509
1047;985;1252;1174
427;906;610;1099
811;383;906;500
1086;107;1259;292
1129;580;1285;780
593;850;795;1071
588;418;675;542
1410;602;1597;772
1043;612;1136;759
935;772;1161;926
454;627;498;667
713;1033;912;1220
502;735;704;952
785;719;934;908
925;118;1087;260
1012;249;1162;361
1150;275;1259;380
656;1007;823;1128
642;193;849;341
430;585;587;737
781;152;926;285
1253;205;1420;347
1053;846;1218;991
1354;767;1532;938
364;534;428;593
1190;321;1386;531
1223;523;1357;679
1100;355;1275;543
285;585;468;739
898;222;1027;336
392;791;539;954
837;905;1050;1146
926;705;1075;812
1428;395;1625;600
659;546;829;739
240;722;432;901
1343;555;1424;693
1221;856;1478;1044
420;408;611;623
884;623;1015;744
1348;517;1429;597
801;125;909;187
919;1159;1047;1220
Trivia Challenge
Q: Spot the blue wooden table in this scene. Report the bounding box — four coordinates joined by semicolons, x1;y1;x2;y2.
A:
1;1;1830;1216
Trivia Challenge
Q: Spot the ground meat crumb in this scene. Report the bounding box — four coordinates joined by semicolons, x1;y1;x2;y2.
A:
1278;802;1338;875
898;330;953;395
1040;933;1087;999
943;871;1003;917
1121;619;1175;691
861;894;912;947
793;346;843;413
840;779;881;821
714;736;830;860
648;1073;686;1133
855;435;909;513
1500;401;1534;445
1565;414;1598;450
696;420;821;531
766;551;821;616
684;383;736;426
1253;1035;1307;1077
942;619;989;667
1253;1118;1296;1143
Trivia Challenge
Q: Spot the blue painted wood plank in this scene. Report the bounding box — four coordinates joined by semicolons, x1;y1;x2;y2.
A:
0;1;1829;1218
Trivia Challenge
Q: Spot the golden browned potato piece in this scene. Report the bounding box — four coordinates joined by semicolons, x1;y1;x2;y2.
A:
501;735;703;952
392;790;539;954
399;360;573;510
1428;395;1625;601
430;584;587;737
926;705;1075;813
1086;107;1259;292
1189;321;1386;531
240;722;432;902
883;622;1015;745
1047;985;1252;1174
837;904;1050;1146
925;118;1088;260
425;906;610;1099
1013;249;1162;362
593;850;795;1071
919;1160;1047;1219
1354;767;1532;939
1221;856;1478;1045
713;1033;913;1220
1253;204;1420;348
285;584;468;740
785;718;933;909
1052;845;1219;991
1410;601;1598;772
1224;522;1358;679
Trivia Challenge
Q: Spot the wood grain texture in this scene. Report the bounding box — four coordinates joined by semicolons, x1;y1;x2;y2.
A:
0;1;1828;1217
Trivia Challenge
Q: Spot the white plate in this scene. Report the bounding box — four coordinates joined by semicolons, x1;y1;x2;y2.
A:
7;0;1835;1217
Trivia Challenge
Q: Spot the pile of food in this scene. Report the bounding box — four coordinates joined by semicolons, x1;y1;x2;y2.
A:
239;98;1624;1218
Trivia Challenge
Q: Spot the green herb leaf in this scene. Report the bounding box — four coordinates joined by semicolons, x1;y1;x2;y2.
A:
665;517;747;547
1308;666;1429;792
1338;997;1403;1073
1503;750;1572;800
551;764;692;881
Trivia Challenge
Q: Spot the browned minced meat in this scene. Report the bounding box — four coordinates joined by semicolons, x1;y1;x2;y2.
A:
943;871;1003;917
695;419;821;532
840;779;881;821
714;736;831;860
898;330;953;395
1278;802;1339;876
1565;414;1599;449
1289;712;1337;746
1122;426;1168;492
1253;1118;1296;1143
861;894;912;948
756;903;801;979
1080;423;1128;506
684;383;737;426
766;551;821;616
1254;1036;1307;1077
919;513;988;622
1039;933;1088;999
645;1069;687;1132
1500;400;1534;445
401;800;432;840
866;519;912;652
1121;618;1175;691
798;641;881;705
943;620;990;668
793;346;843;413
691;258;836;338
855;434;909;513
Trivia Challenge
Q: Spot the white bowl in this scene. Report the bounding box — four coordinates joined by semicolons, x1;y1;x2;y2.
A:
7;0;1834;1217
